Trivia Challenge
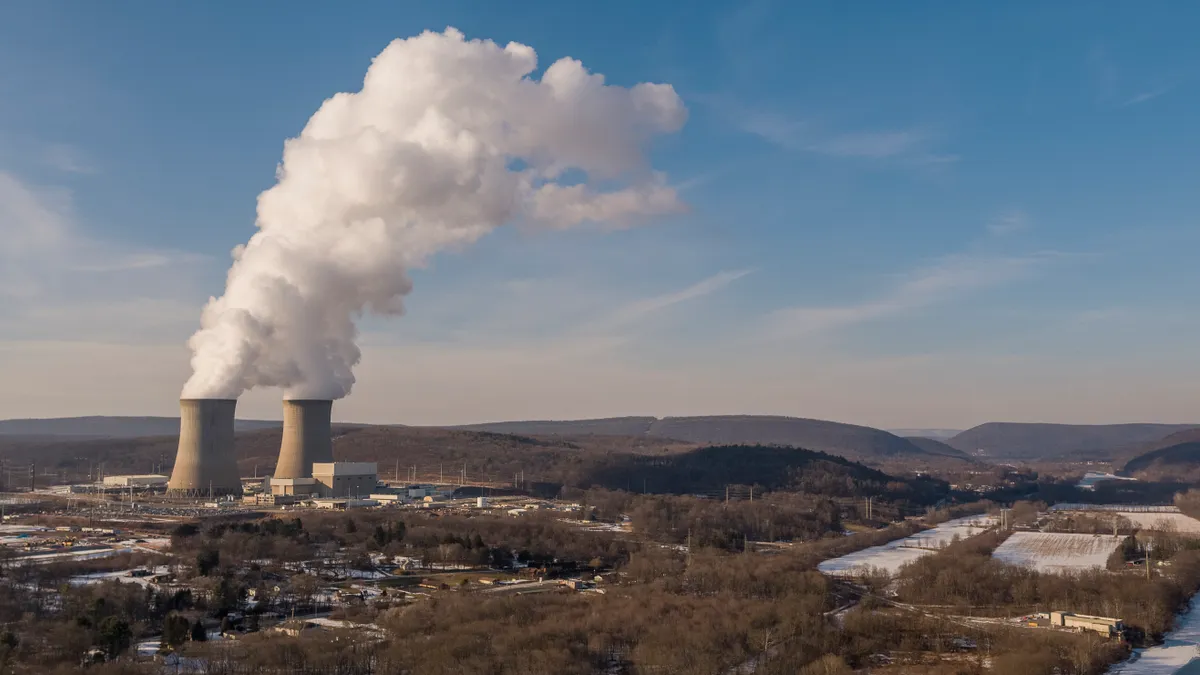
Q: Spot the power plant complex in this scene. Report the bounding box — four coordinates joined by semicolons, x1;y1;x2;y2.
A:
166;397;373;500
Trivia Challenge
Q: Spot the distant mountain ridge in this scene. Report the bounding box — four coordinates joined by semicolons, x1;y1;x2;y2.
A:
0;416;281;439
451;417;656;437
1122;429;1200;480
454;414;955;462
947;422;1199;460
889;428;962;440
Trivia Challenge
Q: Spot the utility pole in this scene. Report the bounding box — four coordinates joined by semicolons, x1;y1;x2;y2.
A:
749;487;754;503
725;485;730;506
1147;542;1153;581
439;464;443;485
686;528;692;567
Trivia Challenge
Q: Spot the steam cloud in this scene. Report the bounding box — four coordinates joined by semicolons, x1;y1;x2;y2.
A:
181;27;687;400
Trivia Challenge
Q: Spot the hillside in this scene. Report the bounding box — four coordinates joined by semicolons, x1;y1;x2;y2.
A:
1122;429;1200;481
0;413;969;464
889;428;962;440
0;416;280;438
947;422;1198;460
456;414;937;462
903;436;971;459
0;426;947;505
645;416;928;460
451;417;656;437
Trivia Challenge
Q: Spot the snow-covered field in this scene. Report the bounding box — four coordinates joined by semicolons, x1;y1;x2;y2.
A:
13;546;132;565
1109;601;1200;674
1049;504;1200;535
992;532;1123;573
817;515;995;578
1116;513;1200;535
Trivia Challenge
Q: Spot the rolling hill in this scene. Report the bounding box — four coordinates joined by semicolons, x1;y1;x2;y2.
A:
903;436;971;460
0;414;968;475
451;417;656;437
0;416;280;439
453;414;950;462
947;422;1199;460
1122;429;1200;481
0;425;948;505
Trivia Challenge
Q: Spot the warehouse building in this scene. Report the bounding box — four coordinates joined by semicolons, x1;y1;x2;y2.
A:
312;462;378;498
1047;612;1124;637
102;474;169;488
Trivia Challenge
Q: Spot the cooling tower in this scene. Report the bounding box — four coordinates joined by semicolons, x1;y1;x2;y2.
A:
273;399;333;479
167;399;243;496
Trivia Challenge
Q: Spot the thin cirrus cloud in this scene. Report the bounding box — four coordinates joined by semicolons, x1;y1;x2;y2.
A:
732;105;956;164
0;170;205;337
40;143;96;174
599;268;752;329
492;268;753;359
987;210;1031;236
1121;85;1174;107
765;251;1066;340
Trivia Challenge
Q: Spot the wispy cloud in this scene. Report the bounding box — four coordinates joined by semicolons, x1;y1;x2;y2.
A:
1121;85;1174;107
765;251;1064;339
726;102;953;164
600;269;752;329
0;171;200;294
0;170;207;340
810;130;929;159
987;210;1030;236
40;143;95;174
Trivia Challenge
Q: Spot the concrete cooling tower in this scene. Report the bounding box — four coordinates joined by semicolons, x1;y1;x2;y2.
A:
273;399;333;479
167;399;243;496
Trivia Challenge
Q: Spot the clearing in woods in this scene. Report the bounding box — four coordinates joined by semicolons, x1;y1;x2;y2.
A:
992;531;1124;573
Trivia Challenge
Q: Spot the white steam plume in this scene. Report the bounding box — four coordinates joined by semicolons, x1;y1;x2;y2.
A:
181;28;687;400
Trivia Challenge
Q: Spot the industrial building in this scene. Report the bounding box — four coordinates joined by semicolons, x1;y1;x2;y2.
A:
167;399;243;496
266;462;377;499
312;462;377;498
1043;612;1124;637
102;474;169;488
242;493;302;506
268;477;318;496
312;498;379;510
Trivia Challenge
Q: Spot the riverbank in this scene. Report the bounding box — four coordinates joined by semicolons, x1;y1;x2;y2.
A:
1110;601;1200;674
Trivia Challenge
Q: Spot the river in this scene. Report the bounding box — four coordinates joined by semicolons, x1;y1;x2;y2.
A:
1110;601;1200;674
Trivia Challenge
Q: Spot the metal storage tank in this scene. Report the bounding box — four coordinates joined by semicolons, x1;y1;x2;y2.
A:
167;399;243;496
273;399;333;479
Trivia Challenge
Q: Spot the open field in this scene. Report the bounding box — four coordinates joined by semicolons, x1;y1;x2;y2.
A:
1049;504;1200;535
1117;512;1200;535
992;532;1124;573
817;515;995;577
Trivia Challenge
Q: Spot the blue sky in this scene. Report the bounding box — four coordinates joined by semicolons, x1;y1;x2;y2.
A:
1;1;1198;427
